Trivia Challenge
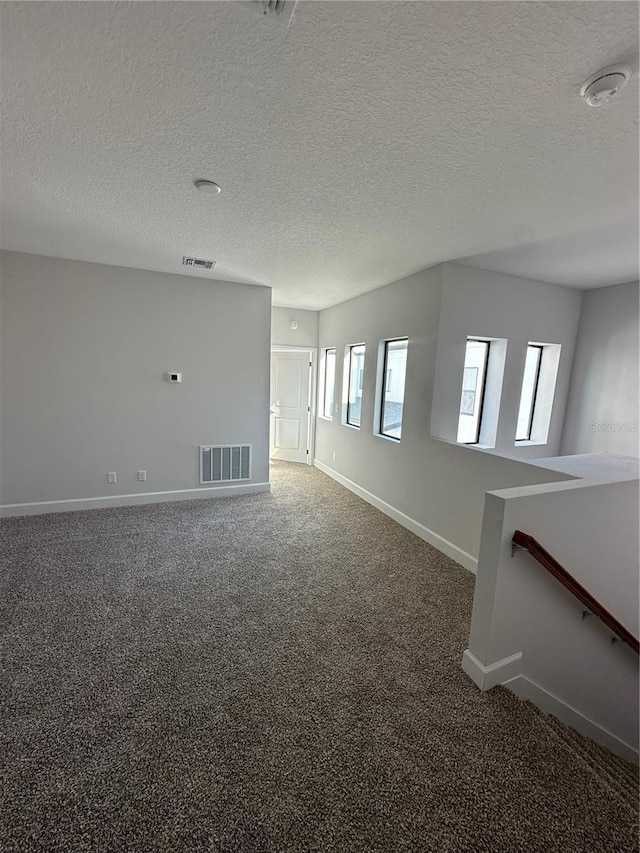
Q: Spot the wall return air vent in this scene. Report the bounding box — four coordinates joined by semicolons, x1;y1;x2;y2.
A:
183;256;216;270
200;445;252;484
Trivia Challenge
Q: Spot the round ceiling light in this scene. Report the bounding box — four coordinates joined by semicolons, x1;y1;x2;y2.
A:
580;65;632;108
194;179;221;194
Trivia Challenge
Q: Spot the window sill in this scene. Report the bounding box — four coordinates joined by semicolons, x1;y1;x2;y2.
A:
431;435;495;453
514;440;547;447
374;432;401;444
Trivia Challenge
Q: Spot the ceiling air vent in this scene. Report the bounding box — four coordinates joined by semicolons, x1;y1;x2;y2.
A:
249;0;286;15
237;0;296;24
183;256;216;271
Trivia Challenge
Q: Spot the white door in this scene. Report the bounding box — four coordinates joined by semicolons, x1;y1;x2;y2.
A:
270;350;311;463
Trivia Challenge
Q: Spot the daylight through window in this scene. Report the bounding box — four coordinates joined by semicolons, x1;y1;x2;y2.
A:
346;344;365;427
457;339;490;444
321;348;336;419
380;338;408;440
515;344;543;441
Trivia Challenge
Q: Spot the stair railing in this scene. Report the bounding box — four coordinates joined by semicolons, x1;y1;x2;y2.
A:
511;530;639;656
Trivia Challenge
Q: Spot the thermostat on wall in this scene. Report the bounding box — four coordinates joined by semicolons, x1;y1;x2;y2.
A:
166;372;182;383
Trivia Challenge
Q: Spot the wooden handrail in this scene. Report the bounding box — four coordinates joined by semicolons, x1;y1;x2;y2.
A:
512;530;639;656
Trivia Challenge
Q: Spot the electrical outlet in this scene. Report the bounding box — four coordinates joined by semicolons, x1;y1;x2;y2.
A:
108;472;117;484
137;470;147;482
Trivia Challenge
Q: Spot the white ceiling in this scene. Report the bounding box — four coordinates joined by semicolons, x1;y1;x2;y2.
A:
1;1;638;310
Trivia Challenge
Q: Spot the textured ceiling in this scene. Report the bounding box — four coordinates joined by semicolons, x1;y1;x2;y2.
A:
1;1;638;309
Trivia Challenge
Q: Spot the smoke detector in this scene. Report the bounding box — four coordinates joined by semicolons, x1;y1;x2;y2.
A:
580;65;632;108
183;256;216;271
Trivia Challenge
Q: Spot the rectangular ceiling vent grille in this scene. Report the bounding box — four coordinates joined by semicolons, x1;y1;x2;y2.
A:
200;445;251;484
183;256;216;270
237;0;296;24
261;0;287;14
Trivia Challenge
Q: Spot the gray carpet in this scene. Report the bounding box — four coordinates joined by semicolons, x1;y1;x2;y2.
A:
1;461;638;852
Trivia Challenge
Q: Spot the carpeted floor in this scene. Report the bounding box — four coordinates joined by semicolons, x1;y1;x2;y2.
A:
1;461;638;852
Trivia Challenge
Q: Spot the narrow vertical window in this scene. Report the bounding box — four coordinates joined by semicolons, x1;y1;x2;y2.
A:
320;347;336;419
457;339;490;444
346;344;365;427
379;338;408;440
516;345;544;441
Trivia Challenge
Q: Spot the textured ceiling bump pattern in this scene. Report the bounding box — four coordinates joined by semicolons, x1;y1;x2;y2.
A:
0;1;638;308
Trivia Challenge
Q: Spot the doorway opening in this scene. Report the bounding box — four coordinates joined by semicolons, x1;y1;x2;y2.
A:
269;347;315;465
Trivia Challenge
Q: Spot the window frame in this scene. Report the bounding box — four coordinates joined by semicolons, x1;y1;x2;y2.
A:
378;337;408;441
458;338;491;445
319;346;337;420
515;344;544;442
346;343;365;428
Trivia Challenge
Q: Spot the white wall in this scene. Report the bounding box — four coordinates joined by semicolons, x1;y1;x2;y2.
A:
271;306;318;348
465;476;639;760
0;268;2;504
431;263;583;459
0;251;271;510
561;280;639;457
315;264;573;567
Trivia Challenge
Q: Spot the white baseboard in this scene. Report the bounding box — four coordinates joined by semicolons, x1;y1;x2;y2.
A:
0;482;271;518
313;458;477;573
462;649;523;690
504;674;638;765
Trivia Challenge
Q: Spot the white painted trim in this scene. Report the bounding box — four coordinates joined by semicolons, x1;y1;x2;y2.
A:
313;458;477;573
0;482;271;518
503;674;638;765
270;346;317;465
270;344;315;353
462;649;523;690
